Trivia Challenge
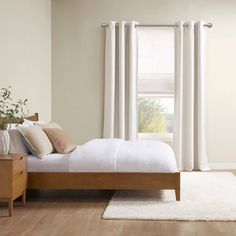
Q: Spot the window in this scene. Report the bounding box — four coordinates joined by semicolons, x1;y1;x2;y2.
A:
137;28;175;143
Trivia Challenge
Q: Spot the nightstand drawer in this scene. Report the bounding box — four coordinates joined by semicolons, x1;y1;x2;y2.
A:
0;153;28;216
13;170;27;197
13;155;27;175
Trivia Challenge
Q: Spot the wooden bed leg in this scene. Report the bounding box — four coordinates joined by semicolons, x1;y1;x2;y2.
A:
175;172;181;201
175;188;180;201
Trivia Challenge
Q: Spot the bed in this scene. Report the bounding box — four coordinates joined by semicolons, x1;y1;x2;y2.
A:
26;113;181;201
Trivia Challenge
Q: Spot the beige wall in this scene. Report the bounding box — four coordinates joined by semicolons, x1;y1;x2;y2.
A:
0;0;51;121
52;0;236;164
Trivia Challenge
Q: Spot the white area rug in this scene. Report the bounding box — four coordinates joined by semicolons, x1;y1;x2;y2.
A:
103;172;236;221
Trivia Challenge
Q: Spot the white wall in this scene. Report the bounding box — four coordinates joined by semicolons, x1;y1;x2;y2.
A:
52;0;236;165
0;0;51;121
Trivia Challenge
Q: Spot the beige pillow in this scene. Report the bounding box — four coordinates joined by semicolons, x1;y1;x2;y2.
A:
37;121;61;129
17;126;53;158
43;128;76;154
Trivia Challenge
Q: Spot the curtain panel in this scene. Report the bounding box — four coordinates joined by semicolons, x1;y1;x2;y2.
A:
173;21;209;171
103;21;139;140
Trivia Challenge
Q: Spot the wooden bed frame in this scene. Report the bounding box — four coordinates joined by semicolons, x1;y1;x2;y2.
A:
26;113;181;201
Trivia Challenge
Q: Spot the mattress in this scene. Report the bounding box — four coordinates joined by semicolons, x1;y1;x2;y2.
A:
28;139;178;173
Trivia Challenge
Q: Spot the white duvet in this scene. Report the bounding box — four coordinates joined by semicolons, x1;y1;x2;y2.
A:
28;139;178;173
69;139;178;173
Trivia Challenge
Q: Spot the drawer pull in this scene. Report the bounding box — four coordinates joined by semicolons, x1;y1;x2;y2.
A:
15;171;24;176
17;157;24;161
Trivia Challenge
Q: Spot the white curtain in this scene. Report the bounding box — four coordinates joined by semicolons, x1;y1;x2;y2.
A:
103;21;116;138
173;21;209;171
103;21;139;140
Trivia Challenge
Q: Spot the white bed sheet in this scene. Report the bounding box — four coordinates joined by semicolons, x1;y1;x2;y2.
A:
28;153;70;172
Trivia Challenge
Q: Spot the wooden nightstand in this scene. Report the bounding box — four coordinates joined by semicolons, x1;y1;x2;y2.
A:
0;153;27;217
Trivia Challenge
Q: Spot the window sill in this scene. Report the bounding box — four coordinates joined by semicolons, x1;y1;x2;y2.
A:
138;133;173;143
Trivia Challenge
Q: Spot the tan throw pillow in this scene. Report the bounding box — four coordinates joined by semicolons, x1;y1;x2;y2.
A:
43;128;76;154
17;126;53;158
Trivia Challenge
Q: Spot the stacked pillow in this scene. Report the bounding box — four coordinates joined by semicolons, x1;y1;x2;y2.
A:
43;128;76;154
17;126;54;158
8;120;76;158
8;118;45;154
8;129;29;154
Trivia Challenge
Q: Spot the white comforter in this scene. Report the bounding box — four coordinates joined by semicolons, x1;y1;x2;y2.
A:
69;139;178;173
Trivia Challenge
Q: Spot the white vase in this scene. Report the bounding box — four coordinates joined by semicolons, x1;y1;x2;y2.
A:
0;130;10;155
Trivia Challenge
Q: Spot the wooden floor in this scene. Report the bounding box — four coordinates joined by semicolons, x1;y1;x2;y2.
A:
0;171;236;236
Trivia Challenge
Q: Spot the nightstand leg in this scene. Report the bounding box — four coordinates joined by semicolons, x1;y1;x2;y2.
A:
8;199;13;217
22;191;26;206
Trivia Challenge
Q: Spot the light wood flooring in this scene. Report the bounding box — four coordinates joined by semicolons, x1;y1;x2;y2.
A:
0;171;236;236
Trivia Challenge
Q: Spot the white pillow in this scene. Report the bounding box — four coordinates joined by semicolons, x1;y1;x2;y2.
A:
8;129;29;154
37;121;61;129
22;118;45;127
5;123;20;130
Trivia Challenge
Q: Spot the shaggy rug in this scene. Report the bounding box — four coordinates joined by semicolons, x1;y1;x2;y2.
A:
103;172;236;221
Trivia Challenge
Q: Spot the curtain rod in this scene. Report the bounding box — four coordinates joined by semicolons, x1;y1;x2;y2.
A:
101;22;213;28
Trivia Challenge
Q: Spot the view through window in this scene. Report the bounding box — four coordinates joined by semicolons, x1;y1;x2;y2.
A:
137;28;175;142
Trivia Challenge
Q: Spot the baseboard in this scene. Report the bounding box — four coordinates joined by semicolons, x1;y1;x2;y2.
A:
209;162;236;170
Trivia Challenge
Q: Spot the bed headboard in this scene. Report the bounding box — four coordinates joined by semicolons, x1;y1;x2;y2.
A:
0;113;39;129
25;113;39;122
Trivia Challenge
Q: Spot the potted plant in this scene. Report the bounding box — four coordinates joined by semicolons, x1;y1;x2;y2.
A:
0;86;29;155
